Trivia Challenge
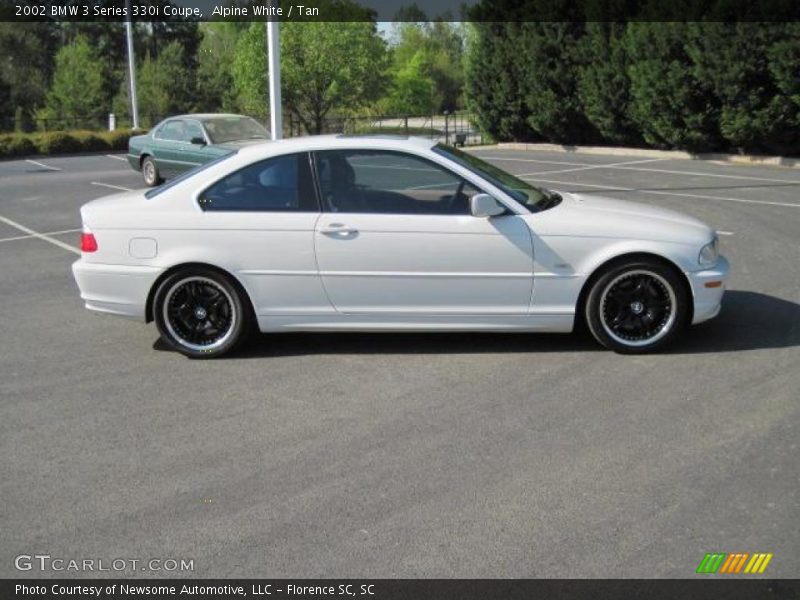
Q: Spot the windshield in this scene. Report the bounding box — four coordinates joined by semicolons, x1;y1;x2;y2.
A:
145;151;238;199
433;143;559;212
202;116;269;144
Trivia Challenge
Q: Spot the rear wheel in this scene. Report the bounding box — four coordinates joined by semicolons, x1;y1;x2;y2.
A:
585;259;688;353
153;268;250;358
141;155;161;187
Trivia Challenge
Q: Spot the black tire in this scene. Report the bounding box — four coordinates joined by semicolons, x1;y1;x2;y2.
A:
153;267;251;358
584;258;688;354
141;155;162;187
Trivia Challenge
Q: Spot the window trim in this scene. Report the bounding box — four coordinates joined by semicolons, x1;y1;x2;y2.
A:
310;148;485;217
154;119;186;142
196;151;321;213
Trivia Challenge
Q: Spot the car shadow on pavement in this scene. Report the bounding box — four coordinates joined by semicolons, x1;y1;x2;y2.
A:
666;290;800;354
152;291;799;358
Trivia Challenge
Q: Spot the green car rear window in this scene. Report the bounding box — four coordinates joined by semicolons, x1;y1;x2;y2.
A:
144;151;238;199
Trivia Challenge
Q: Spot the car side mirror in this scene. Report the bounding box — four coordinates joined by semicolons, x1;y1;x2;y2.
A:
470;193;506;218
190;136;206;146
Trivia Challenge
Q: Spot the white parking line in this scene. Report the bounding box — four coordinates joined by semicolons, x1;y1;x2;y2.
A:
105;154;127;161
25;159;61;171
523;176;800;209
91;181;134;192
520;158;666;177
0;214;80;254
718;231;735;236
477;154;800;184
0;228;81;243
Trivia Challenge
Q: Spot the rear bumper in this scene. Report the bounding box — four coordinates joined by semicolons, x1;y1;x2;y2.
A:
72;259;164;321
126;153;140;171
687;255;730;324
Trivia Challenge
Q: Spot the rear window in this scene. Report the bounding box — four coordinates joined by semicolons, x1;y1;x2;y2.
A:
145;152;238;199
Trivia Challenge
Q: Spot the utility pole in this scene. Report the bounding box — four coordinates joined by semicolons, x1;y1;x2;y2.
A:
266;15;282;140
124;0;139;130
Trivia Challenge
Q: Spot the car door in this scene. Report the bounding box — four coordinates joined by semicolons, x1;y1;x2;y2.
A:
181;119;216;167
196;152;328;317
312;149;534;315
152;119;188;177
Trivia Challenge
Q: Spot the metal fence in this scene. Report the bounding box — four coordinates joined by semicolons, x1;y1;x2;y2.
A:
288;112;483;146
1;111;484;146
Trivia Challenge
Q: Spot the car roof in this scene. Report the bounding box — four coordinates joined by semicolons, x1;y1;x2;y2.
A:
234;134;437;158
164;113;259;121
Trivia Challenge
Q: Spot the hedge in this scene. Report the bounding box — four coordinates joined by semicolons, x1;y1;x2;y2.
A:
0;128;145;159
465;17;800;155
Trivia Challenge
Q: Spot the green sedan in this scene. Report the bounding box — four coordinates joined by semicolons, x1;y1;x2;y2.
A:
127;114;270;186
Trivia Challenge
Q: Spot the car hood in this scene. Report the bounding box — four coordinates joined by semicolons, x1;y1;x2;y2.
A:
531;192;714;245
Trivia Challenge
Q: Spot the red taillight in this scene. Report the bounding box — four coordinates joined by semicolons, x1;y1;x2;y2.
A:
80;231;98;252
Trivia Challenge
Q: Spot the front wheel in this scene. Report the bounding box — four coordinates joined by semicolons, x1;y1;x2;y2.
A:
153;268;251;358
584;259;688;353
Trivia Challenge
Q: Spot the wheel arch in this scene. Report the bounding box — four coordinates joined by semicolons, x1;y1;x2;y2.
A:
574;251;693;330
145;262;257;324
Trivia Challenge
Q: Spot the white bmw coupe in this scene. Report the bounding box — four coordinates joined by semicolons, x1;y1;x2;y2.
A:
72;136;729;357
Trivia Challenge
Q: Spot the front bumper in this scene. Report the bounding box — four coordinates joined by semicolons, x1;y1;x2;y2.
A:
72;259;164;321
687;255;730;324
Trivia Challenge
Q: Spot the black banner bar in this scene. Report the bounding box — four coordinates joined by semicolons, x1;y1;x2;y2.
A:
2;0;800;22
3;579;800;600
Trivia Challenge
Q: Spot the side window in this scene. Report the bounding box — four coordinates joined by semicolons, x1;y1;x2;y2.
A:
314;150;479;215
185;121;205;143
157;120;185;142
199;153;317;212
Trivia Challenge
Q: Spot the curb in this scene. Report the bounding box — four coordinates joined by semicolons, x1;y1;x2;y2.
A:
484;142;800;169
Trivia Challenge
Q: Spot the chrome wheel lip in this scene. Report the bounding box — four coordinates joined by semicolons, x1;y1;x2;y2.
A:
162;276;237;353
599;269;677;347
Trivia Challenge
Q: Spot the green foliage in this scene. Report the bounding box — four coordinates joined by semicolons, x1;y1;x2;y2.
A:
624;22;723;151
686;22;800;154
231;23;267;116
34;131;84;154
196;22;243;113
465;23;533;142
577;23;641;146
518;22;598;144
387;21;466;114
380;51;437;116
135;42;193;118
44;35;108;128
69;130;111;152
0;23;59;125
0;133;36;157
233;19;388;133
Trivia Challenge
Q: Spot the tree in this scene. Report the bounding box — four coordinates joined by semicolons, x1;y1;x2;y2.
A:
465;22;532;142
686;22;800;154
381;51;436;115
136;42;192;120
624;22;723;151
577;22;642;146
196;22;244;112
233;21;388;133
517;21;598;144
44;35;108;128
0;23;59;129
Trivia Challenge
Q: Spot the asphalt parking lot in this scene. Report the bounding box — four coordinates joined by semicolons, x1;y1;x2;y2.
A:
1;147;798;578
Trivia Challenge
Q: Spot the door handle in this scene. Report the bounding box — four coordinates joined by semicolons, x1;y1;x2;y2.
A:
319;224;358;236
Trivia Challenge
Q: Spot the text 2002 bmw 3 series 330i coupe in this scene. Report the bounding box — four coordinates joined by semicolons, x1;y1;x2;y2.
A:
72;136;729;358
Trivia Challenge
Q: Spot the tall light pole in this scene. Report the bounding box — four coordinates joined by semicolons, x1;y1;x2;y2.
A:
124;0;139;130
266;17;282;140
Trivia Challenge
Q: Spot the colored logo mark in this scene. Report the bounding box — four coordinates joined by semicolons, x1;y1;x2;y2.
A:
696;552;773;574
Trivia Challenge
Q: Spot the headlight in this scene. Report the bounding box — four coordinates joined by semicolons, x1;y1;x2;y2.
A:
698;236;719;267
